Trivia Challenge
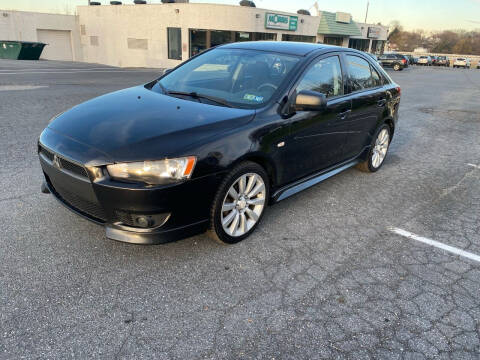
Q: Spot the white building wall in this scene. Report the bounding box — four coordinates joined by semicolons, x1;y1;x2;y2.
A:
0;10;81;61
77;3;321;68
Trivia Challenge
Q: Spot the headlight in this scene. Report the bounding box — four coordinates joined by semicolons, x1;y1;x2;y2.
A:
106;157;196;185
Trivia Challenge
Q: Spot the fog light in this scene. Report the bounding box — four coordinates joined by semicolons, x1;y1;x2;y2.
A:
135;216;152;228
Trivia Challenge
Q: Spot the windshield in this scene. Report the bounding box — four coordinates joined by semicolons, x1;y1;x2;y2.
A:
152;48;300;109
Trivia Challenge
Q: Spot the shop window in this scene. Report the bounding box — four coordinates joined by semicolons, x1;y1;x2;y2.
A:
167;28;182;60
371;40;386;55
348;38;370;52
253;32;276;41
190;29;207;57
236;32;252;42
323;36;343;46
211;30;234;47
282;34;316;43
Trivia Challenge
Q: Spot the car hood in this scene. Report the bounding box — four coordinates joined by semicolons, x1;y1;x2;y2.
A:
47;85;255;162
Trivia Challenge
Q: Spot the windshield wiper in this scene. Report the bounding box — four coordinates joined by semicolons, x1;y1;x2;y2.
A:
166;90;233;108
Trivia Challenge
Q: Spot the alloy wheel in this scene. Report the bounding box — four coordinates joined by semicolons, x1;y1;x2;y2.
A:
221;173;266;237
372;128;390;168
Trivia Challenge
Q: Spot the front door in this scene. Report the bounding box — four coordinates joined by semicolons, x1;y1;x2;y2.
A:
285;54;352;181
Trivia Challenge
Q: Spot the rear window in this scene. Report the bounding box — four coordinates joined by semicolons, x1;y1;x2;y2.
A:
420;56;428;59
457;58;465;61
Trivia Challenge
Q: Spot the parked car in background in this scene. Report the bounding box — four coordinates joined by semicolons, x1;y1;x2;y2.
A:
417;56;432;66
477;62;480;69
435;56;450;67
453;58;471;68
431;56;438;65
399;55;410;68
403;55;415;65
37;42;401;244
378;53;408;71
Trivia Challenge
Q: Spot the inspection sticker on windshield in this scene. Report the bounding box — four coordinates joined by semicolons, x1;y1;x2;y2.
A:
243;94;264;102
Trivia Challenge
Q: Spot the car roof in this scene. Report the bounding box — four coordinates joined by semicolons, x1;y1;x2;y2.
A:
219;41;343;56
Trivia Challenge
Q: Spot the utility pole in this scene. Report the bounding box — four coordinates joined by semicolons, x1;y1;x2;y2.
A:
364;1;369;23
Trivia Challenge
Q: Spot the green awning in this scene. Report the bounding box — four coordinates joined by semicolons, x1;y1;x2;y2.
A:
318;11;362;37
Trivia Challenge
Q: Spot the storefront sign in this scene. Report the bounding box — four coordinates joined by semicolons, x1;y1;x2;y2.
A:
367;27;381;39
265;13;298;31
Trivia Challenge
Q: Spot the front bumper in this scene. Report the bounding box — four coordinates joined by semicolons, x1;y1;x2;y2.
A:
38;139;222;244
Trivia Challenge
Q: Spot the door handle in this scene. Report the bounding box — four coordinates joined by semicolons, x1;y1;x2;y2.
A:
338;109;351;120
377;99;387;107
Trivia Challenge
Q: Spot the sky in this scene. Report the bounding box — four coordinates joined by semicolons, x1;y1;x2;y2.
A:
2;0;480;31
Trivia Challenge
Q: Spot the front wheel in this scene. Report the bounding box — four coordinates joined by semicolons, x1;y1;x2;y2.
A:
393;64;400;71
208;162;269;244
357;124;391;173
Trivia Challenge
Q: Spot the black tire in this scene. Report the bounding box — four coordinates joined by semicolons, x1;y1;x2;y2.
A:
356;124;391;173
208;161;269;244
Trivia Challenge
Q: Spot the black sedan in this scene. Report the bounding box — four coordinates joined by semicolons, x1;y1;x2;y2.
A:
38;42;401;245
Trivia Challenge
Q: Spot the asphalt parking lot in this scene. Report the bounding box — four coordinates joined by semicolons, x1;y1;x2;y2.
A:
1;59;479;359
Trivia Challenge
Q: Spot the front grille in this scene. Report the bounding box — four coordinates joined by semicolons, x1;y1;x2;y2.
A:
47;176;107;222
58;157;89;178
39;144;89;179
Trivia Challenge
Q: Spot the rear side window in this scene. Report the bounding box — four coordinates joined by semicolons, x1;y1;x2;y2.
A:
296;55;343;98
346;55;375;92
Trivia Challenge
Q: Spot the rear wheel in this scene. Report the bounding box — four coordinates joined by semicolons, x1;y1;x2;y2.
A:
208;162;269;244
357;124;391;173
393;63;400;71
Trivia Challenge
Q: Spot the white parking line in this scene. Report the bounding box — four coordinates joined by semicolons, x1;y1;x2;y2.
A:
389;227;480;263
0;85;48;91
0;67;115;72
467;163;480;169
0;70;157;75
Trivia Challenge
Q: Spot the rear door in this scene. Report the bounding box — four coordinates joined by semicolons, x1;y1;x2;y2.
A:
342;53;387;158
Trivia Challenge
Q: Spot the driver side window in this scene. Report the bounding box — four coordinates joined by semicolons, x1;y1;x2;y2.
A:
296;56;343;98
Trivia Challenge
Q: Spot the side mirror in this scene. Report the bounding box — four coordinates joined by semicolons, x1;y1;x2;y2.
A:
294;90;327;112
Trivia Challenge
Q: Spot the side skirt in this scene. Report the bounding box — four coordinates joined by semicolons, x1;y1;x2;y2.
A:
272;158;361;203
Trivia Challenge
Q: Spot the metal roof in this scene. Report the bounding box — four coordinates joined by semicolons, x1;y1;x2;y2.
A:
317;11;362;37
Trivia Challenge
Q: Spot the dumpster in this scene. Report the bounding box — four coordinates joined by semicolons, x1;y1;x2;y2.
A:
0;41;47;60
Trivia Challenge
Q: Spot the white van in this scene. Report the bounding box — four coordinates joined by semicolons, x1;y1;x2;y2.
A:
453;58;471;68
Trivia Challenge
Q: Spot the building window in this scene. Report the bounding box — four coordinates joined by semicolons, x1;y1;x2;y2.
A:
323;36;343;46
210;30;234;47
127;38;148;50
234;32;277;42
168;27;182;60
253;32;276;41
348;38;370;52
190;29;207;57
282;34;316;43
371;40;386;55
90;36;99;46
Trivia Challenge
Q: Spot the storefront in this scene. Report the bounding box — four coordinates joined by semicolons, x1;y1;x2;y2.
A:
349;23;389;54
77;3;321;68
317;11;388;54
189;29;277;57
75;3;388;68
316;11;362;48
